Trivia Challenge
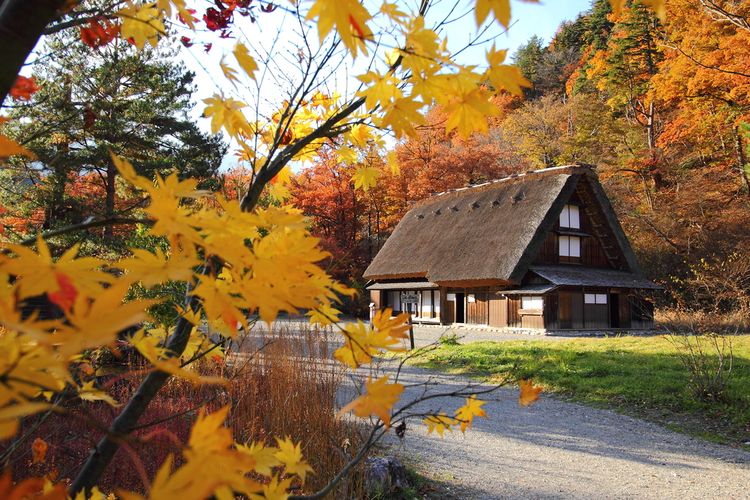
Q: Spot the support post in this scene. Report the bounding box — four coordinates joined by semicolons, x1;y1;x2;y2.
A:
408;314;415;350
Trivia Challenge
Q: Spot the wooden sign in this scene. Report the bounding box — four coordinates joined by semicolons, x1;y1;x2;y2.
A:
400;291;419;304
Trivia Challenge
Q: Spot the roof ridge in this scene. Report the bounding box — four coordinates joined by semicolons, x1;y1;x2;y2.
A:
411;164;595;210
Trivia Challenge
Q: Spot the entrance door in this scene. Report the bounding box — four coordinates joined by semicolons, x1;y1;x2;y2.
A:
455;293;465;323
609;293;620;328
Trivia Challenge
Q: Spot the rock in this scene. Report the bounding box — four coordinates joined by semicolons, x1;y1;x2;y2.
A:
364;456;410;497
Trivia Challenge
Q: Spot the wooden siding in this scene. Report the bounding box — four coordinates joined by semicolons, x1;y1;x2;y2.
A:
618;293;631;328
508;297;521;327
532;190;615;269
370;290;382;310
466;291;489;325
488;294;508;327
584;303;608;329
543;293;559;329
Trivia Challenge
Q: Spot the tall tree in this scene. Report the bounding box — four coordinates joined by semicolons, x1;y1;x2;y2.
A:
4;32;225;237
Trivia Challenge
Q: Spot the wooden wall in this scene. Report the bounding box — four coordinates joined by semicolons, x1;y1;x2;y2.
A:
465;292;489;325
488;293;508;327
370;290;382;310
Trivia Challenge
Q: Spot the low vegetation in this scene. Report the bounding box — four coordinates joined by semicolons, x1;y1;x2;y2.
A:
410;334;750;445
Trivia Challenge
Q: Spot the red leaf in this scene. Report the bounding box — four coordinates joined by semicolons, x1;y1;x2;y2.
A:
9;76;38;101
48;272;78;312
80;18;119;48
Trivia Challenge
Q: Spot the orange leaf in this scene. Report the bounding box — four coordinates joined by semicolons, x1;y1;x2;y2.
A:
9;76;38;101
31;438;48;464
518;379;542;407
0;470;66;500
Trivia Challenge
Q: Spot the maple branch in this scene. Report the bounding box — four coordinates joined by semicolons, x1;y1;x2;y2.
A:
0;0;68;104
662;41;750;79
19;216;151;246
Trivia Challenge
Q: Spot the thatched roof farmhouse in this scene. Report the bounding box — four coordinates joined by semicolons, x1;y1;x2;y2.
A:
364;165;659;332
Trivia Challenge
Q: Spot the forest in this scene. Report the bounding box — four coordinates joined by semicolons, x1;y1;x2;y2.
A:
290;0;750;317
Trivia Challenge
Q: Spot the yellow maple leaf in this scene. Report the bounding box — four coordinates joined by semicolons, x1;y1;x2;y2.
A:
203;95;254;138
237;442;281;477
188;406;233;456
424;413;457;437
377;97;425;138
352;165;380;191
334;320;402;368
0;134;35;160
118;246;198;287
454;395;487;432
55;283;154;357
249;475;293;500
338;375;404;427
386;150;400;175
274;437;313;483
357;71;403;111
519;379;542;407
1;236;112;302
77;380;121;407
233;43;258;80
475;0;511;27
307;0;373;57
220;56;239;85
306;303;341;326
485;46;531;96
119;2;166;49
0;402;53;440
443;84;499;138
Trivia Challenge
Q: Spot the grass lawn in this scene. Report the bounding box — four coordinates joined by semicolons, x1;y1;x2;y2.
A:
409;335;750;445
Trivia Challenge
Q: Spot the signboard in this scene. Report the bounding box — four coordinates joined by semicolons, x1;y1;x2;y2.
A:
400;291;419;304
446;293;456;301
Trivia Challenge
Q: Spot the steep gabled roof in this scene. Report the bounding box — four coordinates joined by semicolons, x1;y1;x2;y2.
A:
363;165;644;285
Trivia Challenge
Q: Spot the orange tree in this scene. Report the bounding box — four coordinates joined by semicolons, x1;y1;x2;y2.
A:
0;0;663;497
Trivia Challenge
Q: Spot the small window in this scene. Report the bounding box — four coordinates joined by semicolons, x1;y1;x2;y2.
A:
521;296;543;310
585;293;608;304
559;235;581;257
560;204;580;229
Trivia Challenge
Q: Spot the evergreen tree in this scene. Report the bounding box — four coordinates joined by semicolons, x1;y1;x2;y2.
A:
4;33;225;236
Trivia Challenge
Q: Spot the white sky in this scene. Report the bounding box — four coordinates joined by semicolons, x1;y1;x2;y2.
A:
176;0;592;137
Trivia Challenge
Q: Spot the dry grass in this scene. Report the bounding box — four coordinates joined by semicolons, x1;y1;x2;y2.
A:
4;323;366;497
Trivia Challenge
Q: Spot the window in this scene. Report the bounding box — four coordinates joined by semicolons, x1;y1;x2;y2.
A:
521;295;543;310
559;235;581;257
559;204;580;229
584;293;608;304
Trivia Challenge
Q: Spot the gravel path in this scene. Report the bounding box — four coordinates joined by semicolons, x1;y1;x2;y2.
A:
369;363;750;499
250;319;750;498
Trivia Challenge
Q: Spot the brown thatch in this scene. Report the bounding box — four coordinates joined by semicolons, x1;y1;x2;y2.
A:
363;165;643;285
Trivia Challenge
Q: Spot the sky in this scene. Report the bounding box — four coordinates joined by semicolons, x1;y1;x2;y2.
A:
177;0;593;127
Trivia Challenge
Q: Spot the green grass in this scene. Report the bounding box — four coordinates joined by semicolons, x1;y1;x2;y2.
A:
410;335;750;445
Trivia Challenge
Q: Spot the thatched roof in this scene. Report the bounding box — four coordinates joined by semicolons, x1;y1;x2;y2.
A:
363;165;645;286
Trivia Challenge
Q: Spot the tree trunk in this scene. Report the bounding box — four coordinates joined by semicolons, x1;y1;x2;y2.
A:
734;126;750;196
104;163;116;237
0;0;66;104
646;101;655;150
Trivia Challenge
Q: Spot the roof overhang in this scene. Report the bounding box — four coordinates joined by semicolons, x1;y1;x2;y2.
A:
530;265;662;289
366;281;439;291
499;284;558;295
